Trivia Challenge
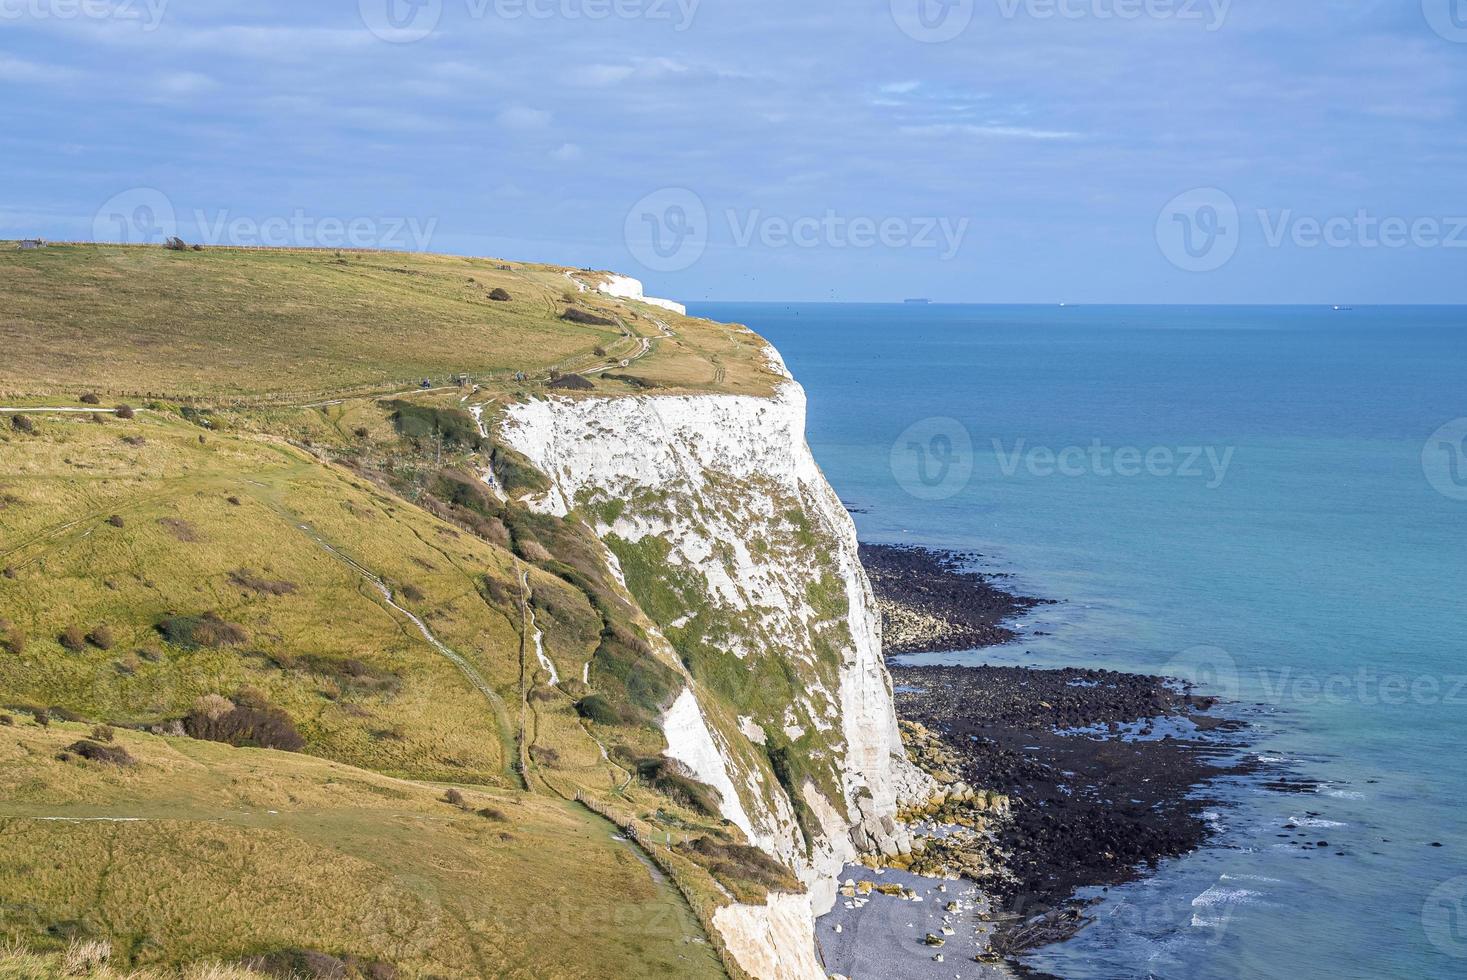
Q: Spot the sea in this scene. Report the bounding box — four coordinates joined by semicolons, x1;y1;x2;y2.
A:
694;302;1467;980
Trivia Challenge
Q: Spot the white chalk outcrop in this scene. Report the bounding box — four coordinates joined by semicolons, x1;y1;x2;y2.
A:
594;272;688;316
498;335;928;979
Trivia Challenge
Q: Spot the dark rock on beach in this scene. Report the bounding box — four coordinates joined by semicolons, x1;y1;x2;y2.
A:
860;544;1053;654
861;543;1257;960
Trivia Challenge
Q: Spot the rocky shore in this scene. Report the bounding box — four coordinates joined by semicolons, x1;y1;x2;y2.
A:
859;545;1053;654
860;545;1256;962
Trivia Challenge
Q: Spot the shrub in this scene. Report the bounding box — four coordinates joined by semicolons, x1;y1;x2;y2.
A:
443;788;466;808
488;287;512;301
156;613;248;650
80;392;101;405
164;236;188;251
477;807;506;821
634;758;723;817
228;569;298;596
547;373;594;391
115;404;135;419
1;619;24;655
157;517;201;542
121;435;145;446
561;307;615;326
91;413;108;424
34;709;49;727
574;695;626;726
10;415;36;435
226;495;242;506
1;566;13;578
91;724;115;742
0;715;12;726
353;426;369;438
183;693;304;752
59;626;87;652
399;583;425;602
677;836;803;895
105;514;125;528
86;624;115;650
65;740;134;766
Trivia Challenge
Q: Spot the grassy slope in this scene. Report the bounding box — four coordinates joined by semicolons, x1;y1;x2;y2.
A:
0;246;803;978
0;245;778;402
0;722;722;979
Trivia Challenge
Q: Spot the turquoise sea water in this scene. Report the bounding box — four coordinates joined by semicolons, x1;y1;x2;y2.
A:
695;303;1467;980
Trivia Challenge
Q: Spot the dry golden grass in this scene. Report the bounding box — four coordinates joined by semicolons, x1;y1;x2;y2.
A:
0;245;781;404
0;724;724;979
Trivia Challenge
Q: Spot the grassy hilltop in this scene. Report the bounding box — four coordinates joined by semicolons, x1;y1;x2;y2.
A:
0;244;777;402
0;245;795;979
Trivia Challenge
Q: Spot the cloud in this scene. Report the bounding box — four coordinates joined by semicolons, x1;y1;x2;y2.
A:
880;81;921;95
551;143;584;162
0;56;81;84
569;64;637;87
155;71;217;97
496;106;552;130
900;123;1083;141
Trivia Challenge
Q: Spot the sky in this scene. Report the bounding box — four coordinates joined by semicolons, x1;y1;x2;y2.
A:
3;0;1466;303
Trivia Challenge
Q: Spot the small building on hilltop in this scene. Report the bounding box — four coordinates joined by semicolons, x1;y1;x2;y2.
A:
17;239;45;250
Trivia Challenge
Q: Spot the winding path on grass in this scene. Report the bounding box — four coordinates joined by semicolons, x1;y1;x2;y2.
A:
283;515;524;788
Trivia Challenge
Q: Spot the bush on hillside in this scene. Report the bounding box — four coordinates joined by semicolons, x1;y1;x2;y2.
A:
65;740;134;766
184;692;304;752
115;404;135;419
1;620;24;656
85;624;115;650
79;392;101;405
561;307;615;326
10;415;36;435
677;836;803;895
59;626;86;652
156;613;248;650
488;287;511;301
228;569;298;596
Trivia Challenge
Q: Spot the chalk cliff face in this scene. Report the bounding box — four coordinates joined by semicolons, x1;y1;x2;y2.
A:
499;338;928;978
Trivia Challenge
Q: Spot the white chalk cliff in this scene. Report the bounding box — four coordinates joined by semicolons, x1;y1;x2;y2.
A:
499;328;928;979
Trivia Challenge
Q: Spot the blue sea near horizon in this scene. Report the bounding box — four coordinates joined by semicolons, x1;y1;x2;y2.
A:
693;302;1467;980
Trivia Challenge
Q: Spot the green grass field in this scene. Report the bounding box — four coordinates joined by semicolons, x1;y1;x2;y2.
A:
0;245;780;403
0;247;807;977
